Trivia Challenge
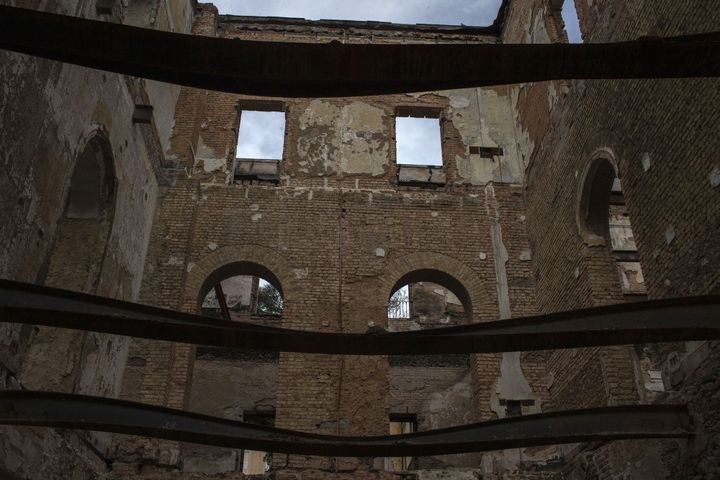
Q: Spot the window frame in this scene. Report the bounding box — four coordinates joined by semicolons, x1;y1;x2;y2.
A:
393;106;446;187
233;100;287;184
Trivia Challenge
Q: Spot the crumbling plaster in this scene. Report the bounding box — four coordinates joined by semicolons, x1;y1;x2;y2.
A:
297;100;389;176
0;1;198;477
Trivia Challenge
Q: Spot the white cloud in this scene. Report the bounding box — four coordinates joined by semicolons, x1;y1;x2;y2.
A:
396;117;443;166
212;0;502;26
236;111;286;160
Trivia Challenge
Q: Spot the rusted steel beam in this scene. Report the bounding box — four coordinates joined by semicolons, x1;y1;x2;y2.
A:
214;284;232;322
2;280;720;355
0;391;693;456
1;6;720;97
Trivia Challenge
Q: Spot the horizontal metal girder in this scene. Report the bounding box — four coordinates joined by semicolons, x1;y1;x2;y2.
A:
0;391;693;457
1;6;720;97
2;280;720;355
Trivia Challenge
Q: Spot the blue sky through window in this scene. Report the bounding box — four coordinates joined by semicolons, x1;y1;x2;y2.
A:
562;1;582;43
236;111;285;160
396;117;443;166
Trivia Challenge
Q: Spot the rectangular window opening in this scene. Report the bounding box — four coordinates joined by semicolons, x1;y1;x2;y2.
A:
561;0;582;43
234;105;285;184
242;411;275;475
395;109;443;167
236;110;286;161
386;414;418;472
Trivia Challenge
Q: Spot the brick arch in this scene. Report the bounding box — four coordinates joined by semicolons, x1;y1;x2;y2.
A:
181;244;301;314
576;147;620;247
376;252;494;323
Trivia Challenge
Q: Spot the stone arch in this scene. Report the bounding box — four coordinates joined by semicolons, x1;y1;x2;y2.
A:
571;148;643;407
65;128;116;220
22;127;118;399
182;245;292;471
182;244;301;315
377;252;494;323
576;147;620;247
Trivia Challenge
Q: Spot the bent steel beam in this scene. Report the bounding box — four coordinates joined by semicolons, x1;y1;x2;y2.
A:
2;280;720;355
0;391;693;457
1;6;720;97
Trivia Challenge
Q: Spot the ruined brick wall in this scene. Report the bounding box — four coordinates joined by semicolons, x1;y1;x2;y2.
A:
117;7;548;477
504;0;720;477
389;356;481;469
0;1;196;478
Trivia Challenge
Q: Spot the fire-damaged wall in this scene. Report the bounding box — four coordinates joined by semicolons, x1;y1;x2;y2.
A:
0;1;195;478
1;1;718;479
111;5;547;479
504;0;720;478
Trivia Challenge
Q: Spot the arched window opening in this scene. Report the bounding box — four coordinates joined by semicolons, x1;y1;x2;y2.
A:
41;135;116;293
608;178;647;300
201;275;283;323
386;270;477;471
387;282;466;332
197;261;284;325
579;157;660;400
21;132;118;456
65;136;115;219
579;159;647;300
186;263;281;474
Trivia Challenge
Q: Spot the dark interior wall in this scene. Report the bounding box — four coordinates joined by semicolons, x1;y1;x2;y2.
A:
122;8;546;477
0;1;196;478
504;0;720;477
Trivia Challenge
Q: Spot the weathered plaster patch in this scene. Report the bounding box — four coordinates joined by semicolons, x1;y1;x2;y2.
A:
426;374;475;430
449;94;471;109
495;351;533;400
484;184;511;320
447;88;526;185
709;165;720;188
293;268;309;279
484;184;534;412
456;155;496;186
199;157;227;173
340;102;389;176
164;256;184;266
665;225;676;245
547;82;558;111
298;100;389;176
642;152;652;172
530;8;552;43
297;100;340;175
195;135;228;173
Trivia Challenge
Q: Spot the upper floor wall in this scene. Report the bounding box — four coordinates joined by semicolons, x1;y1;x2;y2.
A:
167;6;529;189
123;0;197;154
